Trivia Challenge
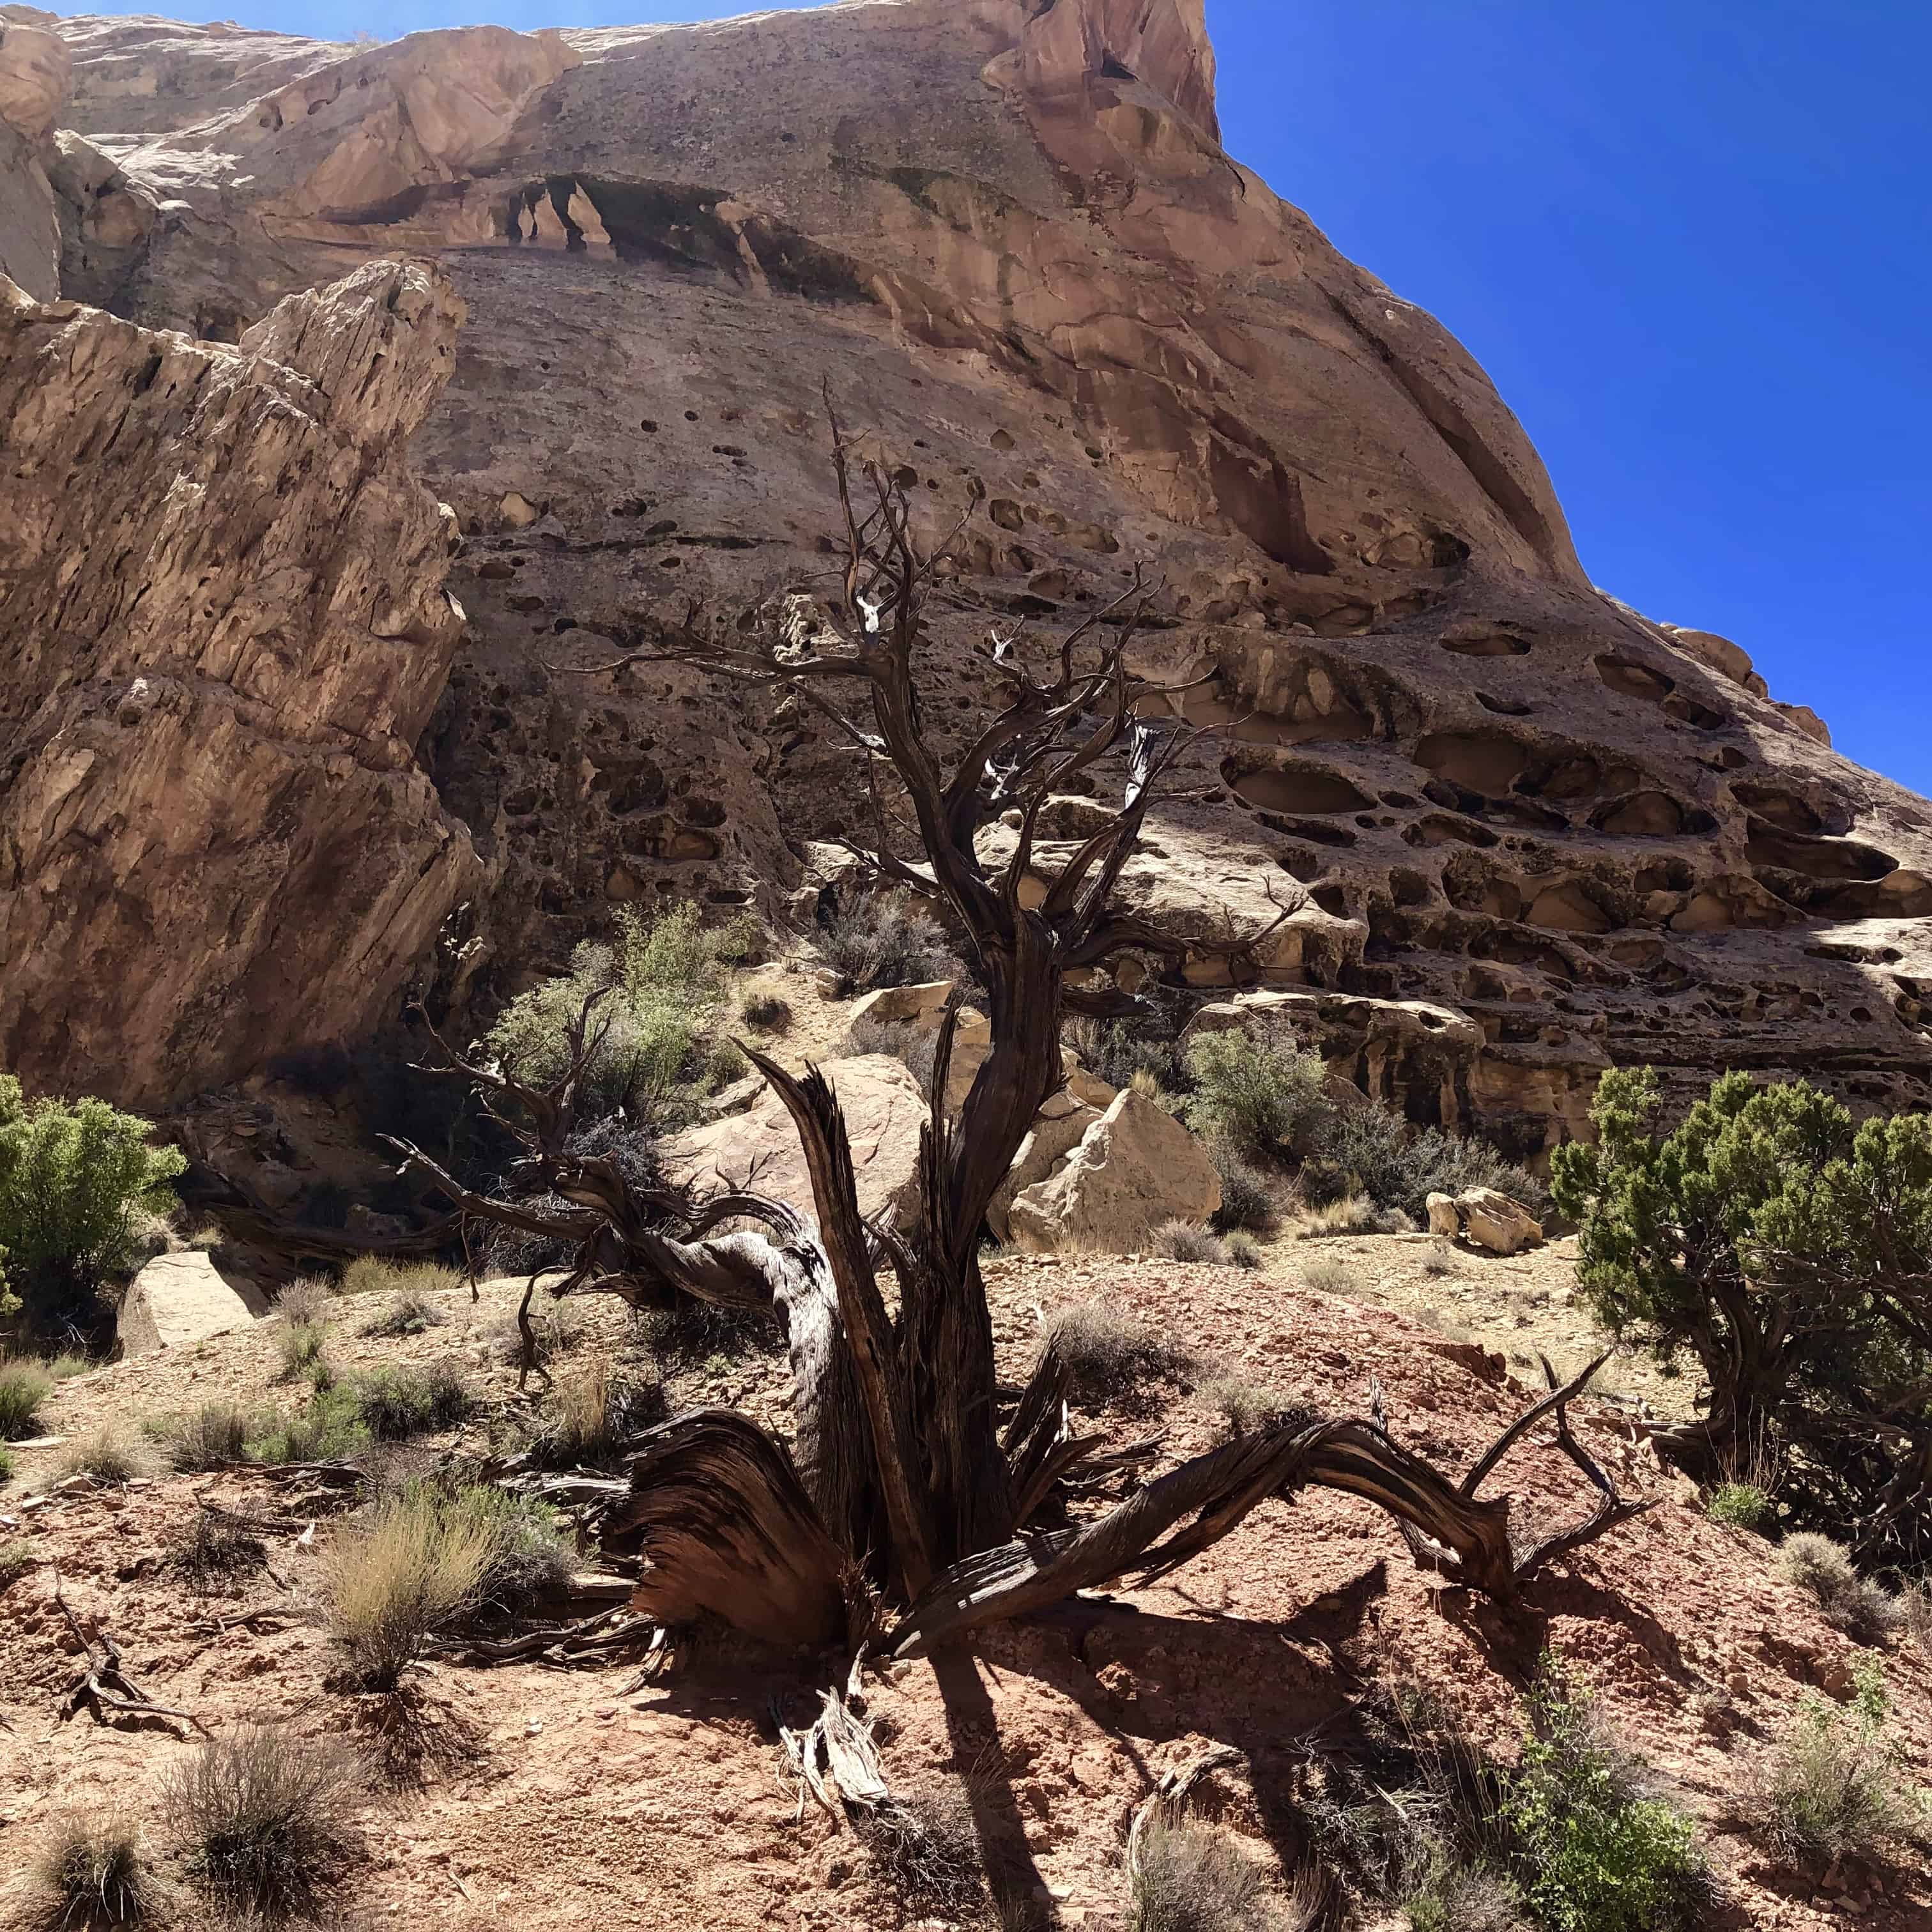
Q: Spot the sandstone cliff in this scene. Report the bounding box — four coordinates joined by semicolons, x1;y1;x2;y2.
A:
0;255;479;1106
15;0;1932;1139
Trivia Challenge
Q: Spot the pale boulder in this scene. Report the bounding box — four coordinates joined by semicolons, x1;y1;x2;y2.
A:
663;1054;927;1227
1455;1188;1545;1257
1425;1192;1461;1238
1006;1090;1221;1254
117;1251;268;1357
988;1091;1102;1241
843;979;954;1044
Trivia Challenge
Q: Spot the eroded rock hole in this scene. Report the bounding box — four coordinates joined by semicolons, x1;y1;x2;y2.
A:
1225;760;1375;815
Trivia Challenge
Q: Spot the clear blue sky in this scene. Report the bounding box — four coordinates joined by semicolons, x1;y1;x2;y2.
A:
68;0;1932;797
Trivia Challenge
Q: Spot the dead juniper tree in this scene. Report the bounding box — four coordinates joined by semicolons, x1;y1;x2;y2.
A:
387;411;1651;1655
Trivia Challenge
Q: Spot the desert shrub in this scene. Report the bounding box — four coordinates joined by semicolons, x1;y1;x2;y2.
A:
276;1319;330;1381
59;1429;149;1485
35;1811;152;1926
167;1400;250;1471
846;1015;940;1093
48;1351;91;1381
1043;1300;1195;1401
1421;1238;1458;1278
1223;1231;1264;1270
0;1356;53;1437
339;1257;460;1299
860;1786;989;1920
353;1361;471;1441
740;992;792;1032
1706;1482;1773;1534
1301;1255;1354;1296
1153;1219;1223;1265
1777;1531;1901;1637
480;1114;667;1280
1130;1821;1277;1932
1066;1017;1192;1098
277;1275;334;1325
168;1725;360;1920
1499;1657;1708;1932
174;1512;268;1590
0;1077;185;1315
0;1445;13;1482
245;1384;370;1465
1315;1100;1547;1225
535;1356;666;1467
1402;1853;1529;1932
1748;1673;1918;1869
1199;1376;1302;1436
1552;1067;1932;1562
0;1536;32;1585
326;1480;570;1687
486;901;758;1127
1184;1032;1329;1162
1210;1150;1276;1234
360;1289;448;1338
816;893;960;995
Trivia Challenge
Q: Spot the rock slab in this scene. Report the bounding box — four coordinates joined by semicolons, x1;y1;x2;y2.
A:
117;1251;268;1356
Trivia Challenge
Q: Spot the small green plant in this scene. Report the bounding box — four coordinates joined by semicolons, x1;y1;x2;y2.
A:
1129;1821;1277;1932
59;1429;150;1485
34;1811;153;1926
1705;1482;1773;1533
0;1444;13;1483
245;1383;370;1465
360;1289;448;1338
0;1536;33;1586
0;1356;53;1437
1777;1532;1901;1639
1402;1850;1528;1932
1042;1299;1195;1402
166;1400;250;1471
1499;1656;1708;1932
0;1076;186;1315
1153;1219;1223;1265
1184;1031;1330;1162
168;1725;360;1920
354;1361;472;1441
1223;1230;1264;1270
277;1318;330;1381
47;1351;91;1381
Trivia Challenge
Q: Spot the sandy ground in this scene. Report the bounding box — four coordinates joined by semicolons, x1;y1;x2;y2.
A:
3;1250;1928;1932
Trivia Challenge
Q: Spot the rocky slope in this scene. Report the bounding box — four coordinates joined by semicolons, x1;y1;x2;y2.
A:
8;0;1932;1142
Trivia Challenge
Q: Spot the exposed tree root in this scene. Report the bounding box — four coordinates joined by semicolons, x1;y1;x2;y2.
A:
53;1581;209;1734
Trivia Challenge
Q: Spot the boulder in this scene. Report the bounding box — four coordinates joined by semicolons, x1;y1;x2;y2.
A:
117;1251;268;1356
663;1054;927;1227
843;979;954;1043
1006;1090;1222;1254
1454;1188;1545;1257
1425;1192;1461;1238
988;1092;1103;1241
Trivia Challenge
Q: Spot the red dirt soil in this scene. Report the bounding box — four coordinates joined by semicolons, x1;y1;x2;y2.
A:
2;1255;1928;1929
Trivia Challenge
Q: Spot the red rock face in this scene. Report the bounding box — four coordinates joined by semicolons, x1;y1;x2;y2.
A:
13;0;1932;1133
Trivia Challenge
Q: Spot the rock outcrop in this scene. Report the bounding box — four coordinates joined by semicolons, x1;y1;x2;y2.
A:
0;256;479;1107
116;1249;266;1355
1007;1087;1222;1252
0;12;71;301
14;0;1932;1140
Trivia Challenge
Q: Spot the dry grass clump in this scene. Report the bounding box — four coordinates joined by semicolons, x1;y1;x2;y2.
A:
173;1512;268;1591
861;1787;989;1921
1300;1195;1417;1239
0;1356;54;1438
1152;1220;1223;1265
325;1481;571;1689
1300;1254;1354;1296
1130;1822;1287;1932
360;1289;448;1339
353;1361;472;1441
276;1319;330;1381
1198;1376;1303;1438
1209;1153;1277;1235
34;1812;153;1926
1223;1231;1264;1270
1043;1299;1195;1402
58;1429;150;1485
1420;1238;1459;1278
47;1352;92;1382
339;1258;461;1300
277;1275;334;1326
535;1357;666;1468
0;1443;13;1483
167;1725;360;1922
165;1400;250;1472
740;992;792;1032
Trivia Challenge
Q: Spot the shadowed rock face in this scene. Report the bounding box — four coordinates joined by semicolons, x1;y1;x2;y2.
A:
0;256;479;1107
19;0;1932;1139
